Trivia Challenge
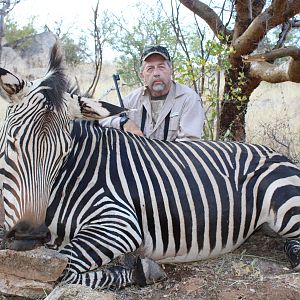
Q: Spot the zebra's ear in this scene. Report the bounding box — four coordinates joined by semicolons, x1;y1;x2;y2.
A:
0;68;25;103
67;93;127;120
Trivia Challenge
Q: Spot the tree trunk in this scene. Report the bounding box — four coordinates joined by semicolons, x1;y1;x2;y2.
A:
219;57;260;141
179;0;300;142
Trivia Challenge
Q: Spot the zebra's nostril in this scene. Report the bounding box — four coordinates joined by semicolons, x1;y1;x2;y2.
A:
3;238;44;251
2;222;51;251
5;221;50;242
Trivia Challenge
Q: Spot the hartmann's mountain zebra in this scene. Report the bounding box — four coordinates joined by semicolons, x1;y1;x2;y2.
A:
0;43;300;289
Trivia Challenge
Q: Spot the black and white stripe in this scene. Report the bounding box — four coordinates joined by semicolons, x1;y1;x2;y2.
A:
0;43;300;290
44;122;300;287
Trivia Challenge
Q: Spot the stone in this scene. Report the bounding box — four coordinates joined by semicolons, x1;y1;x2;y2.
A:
245;81;300;164
5;31;57;68
0;247;68;282
0;272;53;299
45;284;116;300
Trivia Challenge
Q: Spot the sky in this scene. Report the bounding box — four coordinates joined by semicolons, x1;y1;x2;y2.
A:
9;0;173;60
11;0;143;34
9;0;220;61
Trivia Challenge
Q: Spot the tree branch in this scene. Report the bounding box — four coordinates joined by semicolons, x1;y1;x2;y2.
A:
243;46;300;62
244;47;300;83
252;0;266;19
179;0;232;40
232;1;253;41
85;0;102;97
232;0;300;56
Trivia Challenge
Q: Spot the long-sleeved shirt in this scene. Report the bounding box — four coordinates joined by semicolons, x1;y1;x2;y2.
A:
100;81;205;141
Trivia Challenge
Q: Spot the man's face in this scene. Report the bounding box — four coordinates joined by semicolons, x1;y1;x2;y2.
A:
140;54;172;97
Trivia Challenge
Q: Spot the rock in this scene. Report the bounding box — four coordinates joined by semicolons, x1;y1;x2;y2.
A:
0;272;53;299
45;284;116;300
0;46;28;75
5;31;57;68
0;247;68;282
246;81;300;163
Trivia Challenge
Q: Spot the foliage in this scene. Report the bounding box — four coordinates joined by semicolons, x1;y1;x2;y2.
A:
109;2;239;141
49;20;91;67
200;38;235;140
60;34;90;66
4;15;37;44
111;3;176;87
4;15;90;67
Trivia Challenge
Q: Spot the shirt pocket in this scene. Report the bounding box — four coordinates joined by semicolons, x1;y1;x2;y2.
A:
168;112;180;132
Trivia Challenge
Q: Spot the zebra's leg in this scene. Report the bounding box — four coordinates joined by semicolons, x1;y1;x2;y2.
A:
51;212;143;289
132;256;167;287
59;255;167;289
284;240;300;271
117;253;167;286
54;218;166;289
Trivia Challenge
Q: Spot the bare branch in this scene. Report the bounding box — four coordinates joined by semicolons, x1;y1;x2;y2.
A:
233;1;253;41
85;0;102;97
169;0;198;93
220;0;234;31
245;47;300;83
243;46;300;62
275;21;292;49
232;0;300;56
179;0;232;40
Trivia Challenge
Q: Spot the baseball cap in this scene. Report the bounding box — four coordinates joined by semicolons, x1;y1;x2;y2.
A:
141;45;171;64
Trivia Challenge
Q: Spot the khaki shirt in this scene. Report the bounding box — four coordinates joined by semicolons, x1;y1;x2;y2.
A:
101;81;204;141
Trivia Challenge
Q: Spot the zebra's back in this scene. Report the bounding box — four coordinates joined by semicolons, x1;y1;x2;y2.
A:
48;122;300;263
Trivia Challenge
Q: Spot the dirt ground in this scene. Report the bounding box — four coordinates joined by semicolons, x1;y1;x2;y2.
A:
115;231;300;300
0;222;299;299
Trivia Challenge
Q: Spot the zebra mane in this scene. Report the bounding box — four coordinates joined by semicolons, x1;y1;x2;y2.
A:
41;41;68;111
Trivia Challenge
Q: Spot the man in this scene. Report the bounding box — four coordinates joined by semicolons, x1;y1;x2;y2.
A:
103;45;204;141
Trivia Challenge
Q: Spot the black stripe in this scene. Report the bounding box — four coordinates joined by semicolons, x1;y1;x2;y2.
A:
140;106;147;133
163;111;171;140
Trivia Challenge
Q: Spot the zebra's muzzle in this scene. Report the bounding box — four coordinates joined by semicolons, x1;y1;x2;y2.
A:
1;222;51;251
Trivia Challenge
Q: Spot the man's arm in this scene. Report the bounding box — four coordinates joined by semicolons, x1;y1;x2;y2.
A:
123;120;144;136
99;93;144;136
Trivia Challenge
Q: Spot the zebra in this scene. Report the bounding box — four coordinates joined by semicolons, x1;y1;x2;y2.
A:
0;43;300;289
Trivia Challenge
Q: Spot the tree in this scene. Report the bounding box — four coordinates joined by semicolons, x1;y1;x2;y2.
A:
4;15;36;43
111;3;177;87
0;0;21;61
111;1;234;140
49;20;89;67
66;0;117;97
179;0;300;141
85;0;116;97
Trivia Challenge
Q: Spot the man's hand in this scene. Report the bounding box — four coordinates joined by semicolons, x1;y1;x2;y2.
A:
123;120;144;136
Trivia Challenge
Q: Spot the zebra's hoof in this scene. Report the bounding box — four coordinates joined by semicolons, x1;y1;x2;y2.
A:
284;239;300;270
133;257;167;287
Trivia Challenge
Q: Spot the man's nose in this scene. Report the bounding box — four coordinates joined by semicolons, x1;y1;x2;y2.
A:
153;68;161;76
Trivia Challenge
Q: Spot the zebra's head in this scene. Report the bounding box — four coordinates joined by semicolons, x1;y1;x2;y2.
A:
0;42;125;251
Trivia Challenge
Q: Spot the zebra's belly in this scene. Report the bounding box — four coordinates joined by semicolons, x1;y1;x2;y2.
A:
137;234;246;263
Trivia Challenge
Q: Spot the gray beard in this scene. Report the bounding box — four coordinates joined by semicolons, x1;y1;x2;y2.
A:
152;83;165;92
